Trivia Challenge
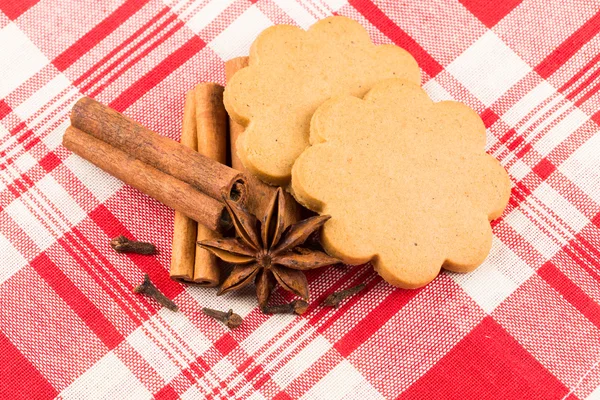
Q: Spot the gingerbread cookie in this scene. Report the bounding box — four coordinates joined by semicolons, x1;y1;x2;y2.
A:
224;16;420;186
291;79;511;288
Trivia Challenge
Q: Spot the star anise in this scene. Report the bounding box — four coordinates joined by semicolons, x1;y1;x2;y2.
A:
198;187;340;311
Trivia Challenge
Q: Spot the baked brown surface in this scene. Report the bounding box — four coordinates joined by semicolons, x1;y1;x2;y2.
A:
291;79;511;288
224;16;420;186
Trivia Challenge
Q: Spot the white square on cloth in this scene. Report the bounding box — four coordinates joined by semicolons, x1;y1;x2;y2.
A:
186;0;236;33
272;0;317;29
271;335;331;388
0;23;49;99
502;81;556;127
0;233;27;285
446;31;531;107
5;198;54;251
533;106;588;157
13;73;73;122
209;6;273;60
301;360;383;400
450;237;534;313
560;131;600;205
60;352;151;399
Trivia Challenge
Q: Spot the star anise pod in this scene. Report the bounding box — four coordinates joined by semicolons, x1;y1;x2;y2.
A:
198;187;340;311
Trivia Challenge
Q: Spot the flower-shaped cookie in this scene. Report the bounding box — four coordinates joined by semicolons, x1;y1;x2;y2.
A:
224;16;420;186
291;79;511;288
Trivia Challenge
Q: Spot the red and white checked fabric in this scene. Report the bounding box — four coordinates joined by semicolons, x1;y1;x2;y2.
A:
1;0;599;398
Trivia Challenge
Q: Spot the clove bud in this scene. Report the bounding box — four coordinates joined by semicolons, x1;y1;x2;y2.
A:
322;283;366;308
133;274;178;311
111;235;156;255
203;308;243;329
262;300;309;315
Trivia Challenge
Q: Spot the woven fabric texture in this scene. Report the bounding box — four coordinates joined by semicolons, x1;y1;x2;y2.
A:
1;0;600;399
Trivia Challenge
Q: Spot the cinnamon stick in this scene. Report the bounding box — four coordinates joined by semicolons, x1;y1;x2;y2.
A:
192;83;228;286
225;57;300;225
63;126;231;232
170;91;200;282
70;97;247;204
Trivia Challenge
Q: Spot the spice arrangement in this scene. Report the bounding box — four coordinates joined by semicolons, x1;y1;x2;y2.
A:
63;16;510;329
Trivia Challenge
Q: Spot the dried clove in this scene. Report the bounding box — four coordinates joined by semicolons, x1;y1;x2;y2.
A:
203;308;243;329
322;283;366;308
133;274;178;311
110;235;156;255
262;300;309;315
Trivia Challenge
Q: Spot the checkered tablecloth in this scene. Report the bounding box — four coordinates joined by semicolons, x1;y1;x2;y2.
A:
1;0;600;399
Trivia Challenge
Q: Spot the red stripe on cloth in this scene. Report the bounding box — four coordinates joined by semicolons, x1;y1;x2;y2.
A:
109;35;205;112
507;135;524;151
562;245;600;284
0;330;57;399
0;100;11;120
538;262;600;329
305;264;365;321
86;17;183;97
16;129;34;144
214;333;239;356
6;184;20;197
154;384;179;400
272;392;294;400
458;0;522;28
500;128;517;143
560;52;600;94
593;212;600;228
39;152;62;173
89;205;183;299
68;229;146;316
59;235;144;322
88;205;134;243
348;0;443;78
574;76;600;106
572;238;600;274
312;268;378;331
515;142;532;158
252;368;271;391
506;187;528;217
23;136;40;151
334;287;421;356
573;235;600;270
535;10;600;79
74;7;171;86
0;0;40;20
21;174;33;186
52;0;151;71
31;253;124;349
10;121;26;135
14;178;28;193
592;109;600;125
232;357;274;394
480;108;500;128
400;317;569;399
532;158;556;180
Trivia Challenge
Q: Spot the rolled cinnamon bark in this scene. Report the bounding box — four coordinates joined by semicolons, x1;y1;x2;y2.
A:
70;97;247;204
195;83;227;163
225;57;300;225
170;91;200;282
192;83;228;286
63;126;231;233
